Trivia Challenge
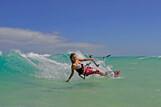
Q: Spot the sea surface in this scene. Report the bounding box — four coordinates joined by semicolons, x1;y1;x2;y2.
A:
0;50;161;107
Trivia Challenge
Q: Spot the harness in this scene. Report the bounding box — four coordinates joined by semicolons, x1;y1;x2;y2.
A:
75;64;86;79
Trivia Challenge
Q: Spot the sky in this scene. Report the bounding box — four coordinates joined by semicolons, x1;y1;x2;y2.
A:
0;0;161;56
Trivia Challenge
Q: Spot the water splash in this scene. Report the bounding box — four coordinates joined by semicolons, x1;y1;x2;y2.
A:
0;50;121;80
17;51;71;80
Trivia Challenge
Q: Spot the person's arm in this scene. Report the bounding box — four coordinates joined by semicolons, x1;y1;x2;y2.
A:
66;69;74;82
78;58;94;62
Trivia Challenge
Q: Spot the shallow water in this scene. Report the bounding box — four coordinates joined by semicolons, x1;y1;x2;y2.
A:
0;51;161;107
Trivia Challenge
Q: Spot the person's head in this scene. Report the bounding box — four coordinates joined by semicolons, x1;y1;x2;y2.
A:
70;53;77;63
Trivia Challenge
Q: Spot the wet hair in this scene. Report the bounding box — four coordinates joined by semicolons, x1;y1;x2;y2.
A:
70;53;76;63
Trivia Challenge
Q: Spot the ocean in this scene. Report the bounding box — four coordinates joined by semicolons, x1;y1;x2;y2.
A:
0;50;161;107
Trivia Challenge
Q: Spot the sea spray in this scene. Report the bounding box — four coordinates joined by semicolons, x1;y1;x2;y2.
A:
0;50;116;80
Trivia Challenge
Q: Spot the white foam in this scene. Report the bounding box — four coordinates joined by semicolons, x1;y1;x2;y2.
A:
10;50;71;80
23;52;72;80
14;50;117;80
138;56;161;59
158;56;161;58
0;51;2;55
137;56;148;60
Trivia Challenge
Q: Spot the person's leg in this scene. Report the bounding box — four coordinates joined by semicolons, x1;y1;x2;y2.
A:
84;67;106;76
92;69;108;76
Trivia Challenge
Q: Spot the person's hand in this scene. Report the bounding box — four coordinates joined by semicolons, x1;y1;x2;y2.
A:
91;58;95;61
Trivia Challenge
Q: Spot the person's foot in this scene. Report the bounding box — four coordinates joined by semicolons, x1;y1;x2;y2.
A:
114;70;120;77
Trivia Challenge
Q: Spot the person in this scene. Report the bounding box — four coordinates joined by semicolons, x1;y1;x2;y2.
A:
66;53;120;82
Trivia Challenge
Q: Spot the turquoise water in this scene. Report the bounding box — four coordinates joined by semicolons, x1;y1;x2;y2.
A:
0;51;161;107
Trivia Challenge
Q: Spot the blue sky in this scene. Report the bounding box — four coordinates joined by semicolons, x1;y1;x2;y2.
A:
0;0;161;55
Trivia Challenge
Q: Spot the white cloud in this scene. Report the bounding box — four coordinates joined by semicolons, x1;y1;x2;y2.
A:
0;27;63;44
0;27;105;54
